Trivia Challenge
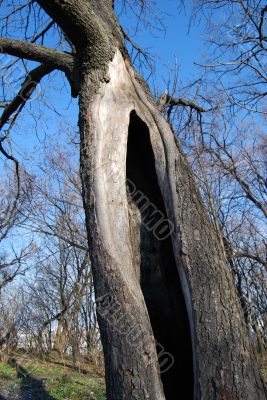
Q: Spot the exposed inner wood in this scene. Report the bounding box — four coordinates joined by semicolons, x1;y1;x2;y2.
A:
126;111;194;399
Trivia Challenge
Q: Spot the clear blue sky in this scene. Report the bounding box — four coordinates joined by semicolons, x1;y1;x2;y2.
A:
117;0;204;86
8;0;205;166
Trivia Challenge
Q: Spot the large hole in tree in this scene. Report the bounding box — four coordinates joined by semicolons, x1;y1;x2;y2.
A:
126;111;194;399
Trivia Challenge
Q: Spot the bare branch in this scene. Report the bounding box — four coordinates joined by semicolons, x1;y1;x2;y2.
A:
31;20;55;44
0;64;54;131
0;38;75;73
232;252;267;270
36;0;120;52
167;95;209;112
205;142;267;219
259;5;267;44
157;90;211;113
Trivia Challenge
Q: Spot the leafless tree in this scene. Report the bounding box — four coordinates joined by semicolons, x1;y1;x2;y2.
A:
192;0;267;114
0;1;265;399
0;164;35;291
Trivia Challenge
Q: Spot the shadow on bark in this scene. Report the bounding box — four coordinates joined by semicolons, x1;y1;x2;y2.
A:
8;358;57;400
126;111;194;399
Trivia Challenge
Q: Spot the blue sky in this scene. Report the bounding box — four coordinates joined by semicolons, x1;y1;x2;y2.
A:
3;0;205;168
1;0;208;288
0;0;209;267
1;0;265;281
3;0;265;168
118;0;204;87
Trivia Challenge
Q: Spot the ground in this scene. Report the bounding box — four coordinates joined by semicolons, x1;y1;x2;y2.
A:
0;352;265;399
0;353;105;400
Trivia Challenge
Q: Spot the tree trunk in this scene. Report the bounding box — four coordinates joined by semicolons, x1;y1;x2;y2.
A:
79;46;266;399
1;0;265;397
53;319;68;355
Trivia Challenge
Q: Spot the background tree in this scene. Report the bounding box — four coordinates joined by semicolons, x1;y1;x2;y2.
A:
0;165;35;291
0;139;99;366
192;0;267;114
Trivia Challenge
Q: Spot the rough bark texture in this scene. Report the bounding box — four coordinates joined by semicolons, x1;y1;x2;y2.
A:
79;47;266;398
0;38;74;72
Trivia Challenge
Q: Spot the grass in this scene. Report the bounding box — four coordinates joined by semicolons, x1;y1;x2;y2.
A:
0;354;106;400
0;352;265;399
0;362;16;378
47;377;105;400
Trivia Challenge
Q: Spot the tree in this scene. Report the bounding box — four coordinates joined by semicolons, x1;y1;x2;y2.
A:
192;0;267;114
178;110;267;357
28;238;90;356
0;165;35;292
20;142;95;358
0;289;24;358
0;137;100;362
0;163;36;352
0;1;265;399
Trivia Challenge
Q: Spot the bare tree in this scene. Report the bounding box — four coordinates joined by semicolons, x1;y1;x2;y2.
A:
2;138;100;363
0;1;265;399
25;141;88;253
0;288;25;358
0;164;35;292
192;0;267;114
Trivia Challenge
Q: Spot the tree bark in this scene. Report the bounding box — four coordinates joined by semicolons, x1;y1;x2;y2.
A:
79;46;266;399
53;319;68;355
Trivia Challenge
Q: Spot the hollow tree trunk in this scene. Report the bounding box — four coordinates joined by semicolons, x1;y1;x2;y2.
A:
15;0;265;396
79;48;266;399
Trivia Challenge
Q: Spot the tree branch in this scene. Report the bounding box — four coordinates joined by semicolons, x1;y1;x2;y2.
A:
167;95;209;113
232;252;267;270
205;143;267;219
0;64;54;131
0;38;75;73
259;5;267;44
157;91;210;113
0;140;20;242
36;0;114;50
0;64;55;239
31;20;55;44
